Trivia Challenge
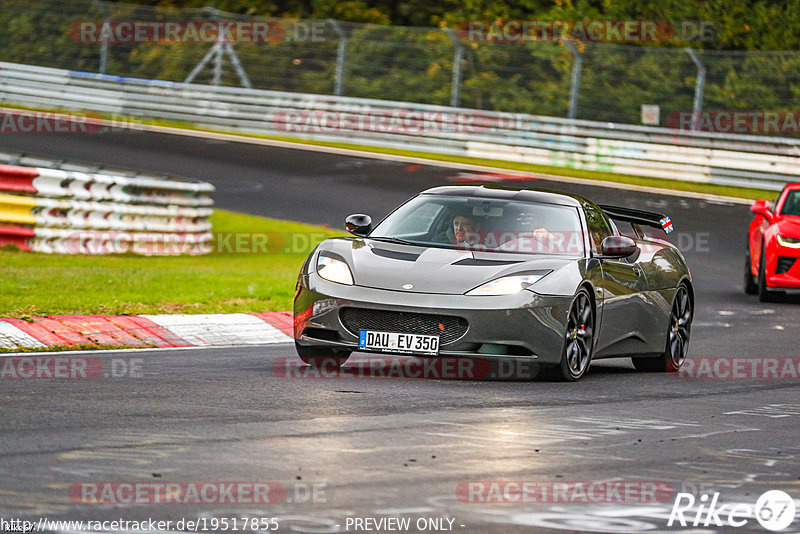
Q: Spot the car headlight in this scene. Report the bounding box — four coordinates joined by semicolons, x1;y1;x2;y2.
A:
466;273;549;296
316;254;354;285
777;236;800;248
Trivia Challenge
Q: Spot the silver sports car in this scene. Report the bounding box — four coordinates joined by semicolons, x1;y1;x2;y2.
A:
293;185;693;381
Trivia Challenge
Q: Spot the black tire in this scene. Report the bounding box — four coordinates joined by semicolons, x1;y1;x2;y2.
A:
744;248;758;294
295;342;350;368
544;288;595;382
632;283;692;373
757;245;779;303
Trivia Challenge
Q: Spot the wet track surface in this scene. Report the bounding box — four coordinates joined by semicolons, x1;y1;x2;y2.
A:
1;130;799;533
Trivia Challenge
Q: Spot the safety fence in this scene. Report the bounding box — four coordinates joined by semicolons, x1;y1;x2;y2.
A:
2;61;799;191
4;0;800;125
0;151;214;254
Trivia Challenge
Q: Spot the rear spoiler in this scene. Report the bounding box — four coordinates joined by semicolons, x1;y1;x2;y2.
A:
599;205;674;234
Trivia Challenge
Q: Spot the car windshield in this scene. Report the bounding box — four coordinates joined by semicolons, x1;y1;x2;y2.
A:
780;190;800;216
369;195;585;255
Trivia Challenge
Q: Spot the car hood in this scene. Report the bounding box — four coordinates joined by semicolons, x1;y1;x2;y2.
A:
774;216;800;237
316;238;577;294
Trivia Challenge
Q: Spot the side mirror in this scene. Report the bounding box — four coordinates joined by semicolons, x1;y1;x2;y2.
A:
345;214;372;236
750;200;773;222
600;235;638;258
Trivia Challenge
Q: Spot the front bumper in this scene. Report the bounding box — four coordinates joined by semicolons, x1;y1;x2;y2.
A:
294;273;572;366
767;244;800;290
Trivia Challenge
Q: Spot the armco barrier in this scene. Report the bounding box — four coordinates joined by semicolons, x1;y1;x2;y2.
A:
0;155;214;255
2;60;800;190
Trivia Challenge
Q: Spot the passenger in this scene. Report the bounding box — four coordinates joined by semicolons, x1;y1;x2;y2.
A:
497;216;561;253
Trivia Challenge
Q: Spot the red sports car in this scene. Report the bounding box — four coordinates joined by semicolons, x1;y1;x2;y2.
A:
745;183;800;301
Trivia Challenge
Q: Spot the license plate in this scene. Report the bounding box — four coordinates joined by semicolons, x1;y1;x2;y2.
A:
359;330;440;355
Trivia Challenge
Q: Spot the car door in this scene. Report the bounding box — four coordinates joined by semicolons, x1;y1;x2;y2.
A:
749;191;784;275
585;208;652;357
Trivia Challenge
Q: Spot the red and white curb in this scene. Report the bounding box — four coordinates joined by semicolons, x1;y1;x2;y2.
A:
0;312;293;351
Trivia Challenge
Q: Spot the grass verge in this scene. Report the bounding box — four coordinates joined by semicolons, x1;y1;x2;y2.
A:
0;210;341;317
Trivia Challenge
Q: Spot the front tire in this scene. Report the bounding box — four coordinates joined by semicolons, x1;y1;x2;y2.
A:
744;248;758;294
758;245;779;303
295;342;350;367
544;288;595;381
633;283;692;372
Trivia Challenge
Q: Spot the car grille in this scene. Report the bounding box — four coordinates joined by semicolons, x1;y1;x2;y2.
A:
777;256;796;274
339;307;469;345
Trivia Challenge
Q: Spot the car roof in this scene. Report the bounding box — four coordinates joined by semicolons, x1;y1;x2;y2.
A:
420;184;599;210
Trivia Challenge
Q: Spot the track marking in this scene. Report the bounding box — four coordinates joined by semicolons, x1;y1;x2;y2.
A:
140;313;290;346
0;343;289;358
0;312;293;352
0;321;46;349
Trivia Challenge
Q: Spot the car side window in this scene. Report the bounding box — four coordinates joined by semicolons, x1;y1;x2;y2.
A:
585;209;614;253
614;220;639;239
780;191;800;216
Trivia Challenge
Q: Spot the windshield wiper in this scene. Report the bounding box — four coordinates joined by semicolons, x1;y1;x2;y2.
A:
368;236;420;246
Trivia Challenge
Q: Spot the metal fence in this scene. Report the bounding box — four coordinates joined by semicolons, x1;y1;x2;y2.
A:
2;61;799;191
2;0;800;126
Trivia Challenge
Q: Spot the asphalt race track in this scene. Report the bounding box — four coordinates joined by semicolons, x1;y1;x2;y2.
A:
1;130;799;533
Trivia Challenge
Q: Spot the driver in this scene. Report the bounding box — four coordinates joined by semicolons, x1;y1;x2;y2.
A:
438;209;481;247
453;213;478;244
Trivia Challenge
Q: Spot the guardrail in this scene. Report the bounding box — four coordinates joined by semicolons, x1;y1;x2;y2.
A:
2;60;800;191
0;152;214;255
